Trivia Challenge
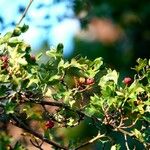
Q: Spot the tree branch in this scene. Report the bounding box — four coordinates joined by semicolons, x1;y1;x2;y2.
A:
29;99;86;119
10;114;68;150
29;99;102;123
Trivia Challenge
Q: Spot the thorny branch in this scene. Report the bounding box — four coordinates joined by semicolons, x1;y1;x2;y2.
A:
30;138;44;150
0;93;145;149
10;114;68;150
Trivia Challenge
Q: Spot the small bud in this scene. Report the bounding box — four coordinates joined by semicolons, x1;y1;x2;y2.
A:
21;24;29;33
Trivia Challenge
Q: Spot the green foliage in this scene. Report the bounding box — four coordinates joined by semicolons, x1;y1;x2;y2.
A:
0;25;149;149
0;132;11;150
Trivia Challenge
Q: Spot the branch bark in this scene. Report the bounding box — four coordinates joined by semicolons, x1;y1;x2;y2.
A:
10;114;68;150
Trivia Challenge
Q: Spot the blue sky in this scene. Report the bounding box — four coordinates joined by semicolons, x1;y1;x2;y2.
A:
0;0;80;57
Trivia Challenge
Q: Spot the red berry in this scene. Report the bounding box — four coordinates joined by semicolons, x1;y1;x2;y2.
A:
1;55;8;62
86;78;95;85
123;77;132;85
45;120;54;129
0;55;9;69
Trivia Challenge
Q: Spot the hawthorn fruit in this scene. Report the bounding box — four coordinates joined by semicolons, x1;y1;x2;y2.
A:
123;77;132;86
45;120;54;129
86;78;95;85
0;55;9;69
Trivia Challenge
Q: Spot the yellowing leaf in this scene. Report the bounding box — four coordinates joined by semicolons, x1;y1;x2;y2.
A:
132;129;144;142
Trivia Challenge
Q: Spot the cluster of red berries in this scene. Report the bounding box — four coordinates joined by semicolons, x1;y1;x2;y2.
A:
78;77;95;86
74;77;95;90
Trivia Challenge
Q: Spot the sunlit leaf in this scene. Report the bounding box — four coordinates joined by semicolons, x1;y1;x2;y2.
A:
99;69;118;87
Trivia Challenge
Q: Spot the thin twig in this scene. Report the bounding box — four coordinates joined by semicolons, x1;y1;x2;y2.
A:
30;139;44;150
74;132;105;150
115;128;133;137
17;0;34;25
124;134;130;150
121;117;139;129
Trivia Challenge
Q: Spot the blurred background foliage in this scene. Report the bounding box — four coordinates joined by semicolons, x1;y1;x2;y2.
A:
72;0;150;77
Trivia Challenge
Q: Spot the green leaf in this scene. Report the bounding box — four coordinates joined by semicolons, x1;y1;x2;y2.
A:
85;57;103;77
8;38;23;47
0;85;7;96
58;59;70;70
69;99;75;107
0;132;11;149
27;78;39;87
11;75;22;87
57;43;63;53
99;69;118;87
0;32;12;44
90;94;101;107
5;102;17;114
13;142;26;150
20;24;29;33
63;90;73;104
17;57;28;66
0;74;9;82
132;129;144;142
44;88;52;97
84;105;98;117
137;104;145;114
111;144;121;150
46;45;63;59
48;75;61;82
134;58;147;72
70;58;87;70
143;116;150;123
44;129;53;140
92;58;103;70
67;118;75;126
